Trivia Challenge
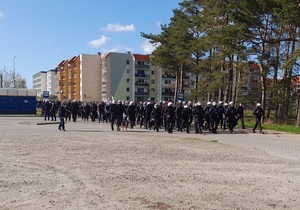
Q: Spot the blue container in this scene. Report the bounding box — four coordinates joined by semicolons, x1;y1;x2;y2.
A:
0;95;36;114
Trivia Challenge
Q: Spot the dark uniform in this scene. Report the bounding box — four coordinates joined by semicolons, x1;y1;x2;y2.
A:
58;103;66;131
127;102;136;129
150;104;161;132
237;103;246;129
192;103;204;134
209;102;219;133
253;103;264;133
225;102;237;133
164;102;175;133
181;105;192;133
109;101;118;131
204;102;212;132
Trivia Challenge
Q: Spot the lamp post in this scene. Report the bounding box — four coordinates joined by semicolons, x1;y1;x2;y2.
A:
13;56;16;88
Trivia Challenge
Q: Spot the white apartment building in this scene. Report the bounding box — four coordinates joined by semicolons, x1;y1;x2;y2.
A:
32;70;56;98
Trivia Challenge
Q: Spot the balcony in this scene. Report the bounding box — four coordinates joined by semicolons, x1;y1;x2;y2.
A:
162;74;176;79
135;82;149;87
135;73;149;78
162;83;175;88
135;91;149;96
135;64;149;68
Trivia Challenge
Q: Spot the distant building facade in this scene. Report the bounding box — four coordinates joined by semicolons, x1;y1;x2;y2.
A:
32;69;55;97
237;63;262;106
35;52;267;104
56;54;101;102
101;52;196;102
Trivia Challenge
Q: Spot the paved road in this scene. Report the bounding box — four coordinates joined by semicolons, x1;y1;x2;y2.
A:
1;116;300;161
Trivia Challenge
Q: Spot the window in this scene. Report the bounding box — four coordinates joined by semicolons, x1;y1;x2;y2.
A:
127;78;130;83
126;88;130;92
151;88;155;93
127;69;130;74
164;80;171;84
126;60;130;65
126;96;130;101
151;79;155;84
151;71;154;75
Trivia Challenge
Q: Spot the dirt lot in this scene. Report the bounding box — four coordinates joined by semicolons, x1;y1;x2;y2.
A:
0;117;300;209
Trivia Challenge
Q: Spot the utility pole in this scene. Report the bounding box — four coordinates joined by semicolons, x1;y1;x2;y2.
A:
0;73;2;88
13;56;16;88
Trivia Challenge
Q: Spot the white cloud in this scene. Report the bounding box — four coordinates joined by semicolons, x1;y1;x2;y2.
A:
140;40;158;54
156;21;161;27
101;45;133;54
102;23;135;32
0;11;4;18
88;35;110;47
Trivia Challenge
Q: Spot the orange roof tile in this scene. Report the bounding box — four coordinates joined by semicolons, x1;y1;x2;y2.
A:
133;54;150;61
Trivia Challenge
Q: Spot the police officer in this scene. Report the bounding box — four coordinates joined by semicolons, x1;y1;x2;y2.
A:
151;103;161;132
204;102;212;132
116;100;124;131
181;105;192;133
253;103;264;133
109;100;118;131
225;101;237;133
237;103;246;129
165;102;176;133
175;101;183;131
192;102;204;134
209;102;219;133
127;101;136;129
58;101;66;131
217;101;225;129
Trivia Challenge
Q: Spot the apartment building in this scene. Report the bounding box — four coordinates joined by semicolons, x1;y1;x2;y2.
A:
56;53;101;102
101;52;134;102
34;51;266;104
237;63;262;106
32;69;56;97
101;52;196;102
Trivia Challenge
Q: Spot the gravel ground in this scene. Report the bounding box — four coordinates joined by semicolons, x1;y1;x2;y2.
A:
0;117;300;210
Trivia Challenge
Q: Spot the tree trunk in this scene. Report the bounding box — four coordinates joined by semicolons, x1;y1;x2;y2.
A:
296;99;300;126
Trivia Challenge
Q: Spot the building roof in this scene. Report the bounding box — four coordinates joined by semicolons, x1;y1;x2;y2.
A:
250;63;260;69
57;60;66;66
69;56;78;62
133;54;150;61
103;53;110;58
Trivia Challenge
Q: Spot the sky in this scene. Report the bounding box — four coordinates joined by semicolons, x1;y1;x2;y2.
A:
0;0;182;88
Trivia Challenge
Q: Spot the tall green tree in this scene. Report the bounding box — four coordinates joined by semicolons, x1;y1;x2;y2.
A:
141;8;193;102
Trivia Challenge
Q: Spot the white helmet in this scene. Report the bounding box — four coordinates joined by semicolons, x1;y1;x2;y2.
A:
224;103;228;106
184;105;188;108
212;102;217;106
207;102;212;105
229;101;234;106
197;102;202;106
168;102;173;107
257;103;261;107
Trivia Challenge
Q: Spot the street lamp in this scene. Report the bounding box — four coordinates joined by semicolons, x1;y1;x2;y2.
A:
13;56;16;88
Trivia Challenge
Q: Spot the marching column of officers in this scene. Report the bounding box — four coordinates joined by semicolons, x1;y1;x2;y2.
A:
41;99;265;134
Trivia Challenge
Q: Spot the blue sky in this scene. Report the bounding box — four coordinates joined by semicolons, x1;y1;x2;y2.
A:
0;0;181;88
